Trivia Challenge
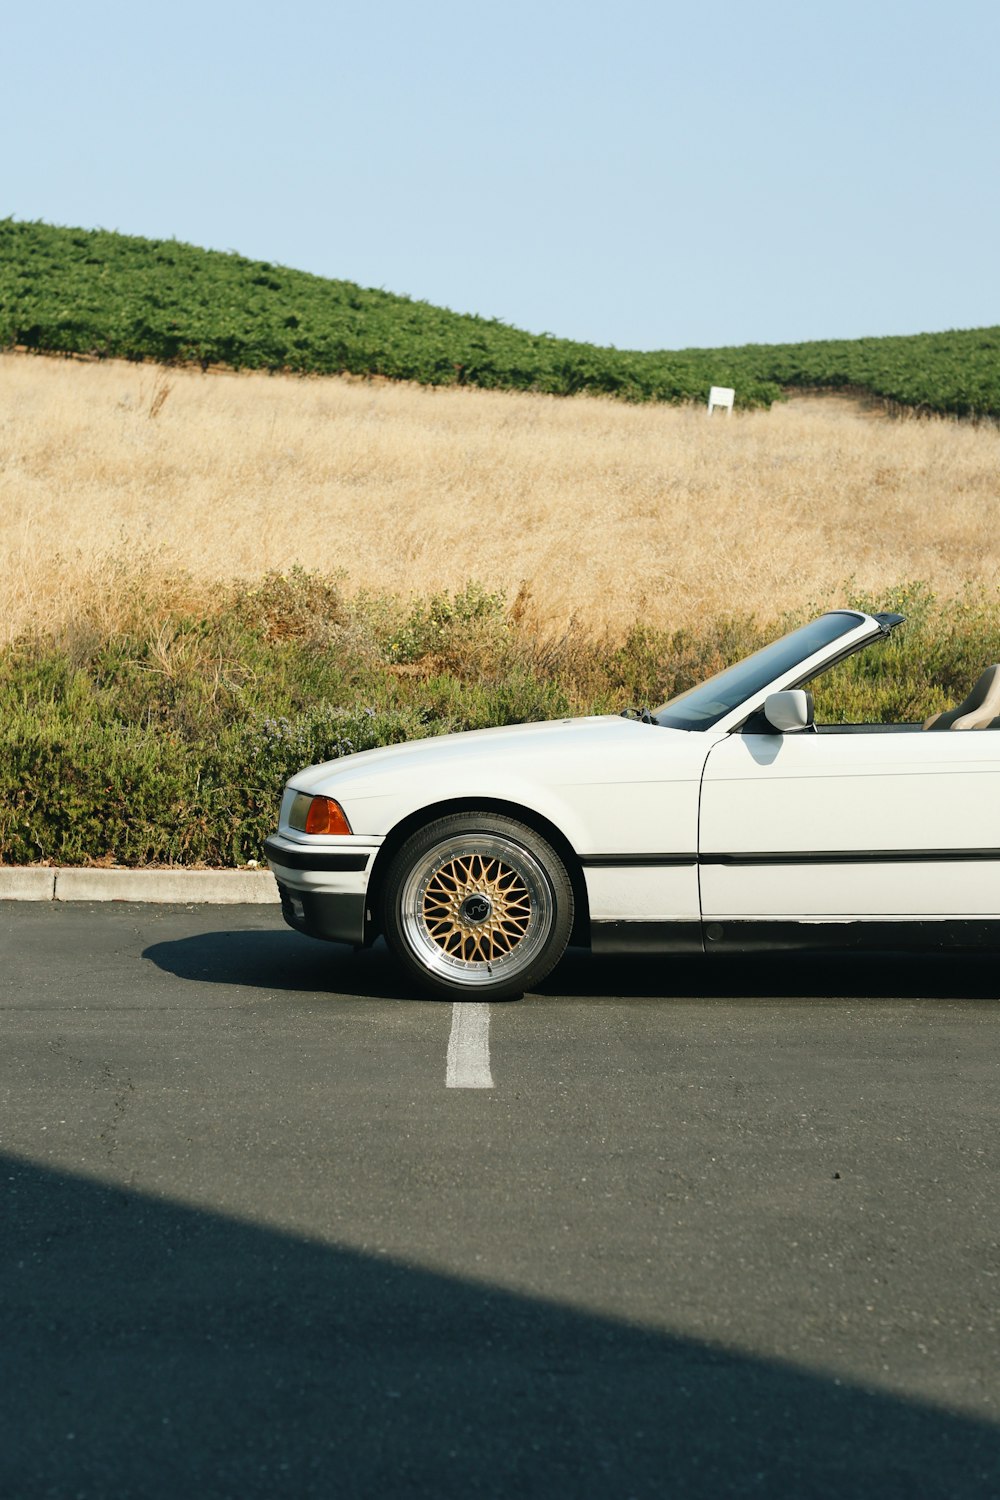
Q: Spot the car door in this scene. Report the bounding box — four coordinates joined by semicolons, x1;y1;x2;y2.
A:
698;725;1000;924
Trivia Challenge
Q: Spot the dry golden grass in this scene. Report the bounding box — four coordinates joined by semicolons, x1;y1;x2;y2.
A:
2;350;999;641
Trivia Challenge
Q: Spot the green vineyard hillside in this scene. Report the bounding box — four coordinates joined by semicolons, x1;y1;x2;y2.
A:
2;219;998;416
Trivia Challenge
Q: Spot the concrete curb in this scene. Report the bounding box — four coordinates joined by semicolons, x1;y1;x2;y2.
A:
0;868;279;904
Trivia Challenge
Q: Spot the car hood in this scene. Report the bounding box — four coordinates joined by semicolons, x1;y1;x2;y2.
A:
291;715;676;791
283;715;721;849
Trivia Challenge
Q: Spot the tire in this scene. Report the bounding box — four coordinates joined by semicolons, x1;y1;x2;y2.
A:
380;812;574;1000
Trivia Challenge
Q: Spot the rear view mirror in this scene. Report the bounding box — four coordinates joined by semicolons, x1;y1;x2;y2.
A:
763;690;814;733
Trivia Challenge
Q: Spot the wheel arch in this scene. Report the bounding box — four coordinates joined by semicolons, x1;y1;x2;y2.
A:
365;797;590;949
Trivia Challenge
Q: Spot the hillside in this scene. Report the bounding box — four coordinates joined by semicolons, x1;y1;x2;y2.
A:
2;219;998;417
4;351;999;649
3;347;999;866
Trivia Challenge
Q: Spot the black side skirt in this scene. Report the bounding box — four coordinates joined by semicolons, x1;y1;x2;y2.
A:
706;919;1000;953
591;922;705;955
591;918;1000;956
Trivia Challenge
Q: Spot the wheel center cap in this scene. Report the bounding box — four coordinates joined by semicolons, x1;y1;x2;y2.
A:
461;894;493;925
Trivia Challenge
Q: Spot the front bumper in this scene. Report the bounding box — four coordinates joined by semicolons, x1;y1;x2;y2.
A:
264;833;381;946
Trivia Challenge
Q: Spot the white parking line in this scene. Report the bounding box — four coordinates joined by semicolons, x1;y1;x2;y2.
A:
446;1002;494;1089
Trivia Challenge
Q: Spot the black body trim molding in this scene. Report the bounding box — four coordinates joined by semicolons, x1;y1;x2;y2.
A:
702;848;1000;867
264;837;370;873
581;854;698;868
582;849;1000;871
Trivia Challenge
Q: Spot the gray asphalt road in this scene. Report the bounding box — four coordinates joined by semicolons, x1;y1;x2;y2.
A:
2;902;999;1498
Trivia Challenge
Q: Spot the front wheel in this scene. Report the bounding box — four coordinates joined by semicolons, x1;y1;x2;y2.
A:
380;813;574;1000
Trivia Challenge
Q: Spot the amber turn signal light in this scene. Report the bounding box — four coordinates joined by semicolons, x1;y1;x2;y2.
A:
304;796;352;836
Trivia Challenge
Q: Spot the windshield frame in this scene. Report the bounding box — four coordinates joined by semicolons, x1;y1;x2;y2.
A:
652;611;883;732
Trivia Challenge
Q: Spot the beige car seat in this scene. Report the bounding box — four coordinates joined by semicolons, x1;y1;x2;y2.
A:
922;664;1000;729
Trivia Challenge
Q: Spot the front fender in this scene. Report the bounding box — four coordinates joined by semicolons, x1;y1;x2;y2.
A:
340;771;599;857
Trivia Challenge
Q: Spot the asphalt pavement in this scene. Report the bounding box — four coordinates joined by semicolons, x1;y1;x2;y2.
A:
2;902;999;1498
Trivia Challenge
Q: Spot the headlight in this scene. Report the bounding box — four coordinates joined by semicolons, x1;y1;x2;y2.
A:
288;793;353;836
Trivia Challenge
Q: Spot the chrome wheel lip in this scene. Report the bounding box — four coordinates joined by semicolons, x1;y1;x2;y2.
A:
399;832;554;987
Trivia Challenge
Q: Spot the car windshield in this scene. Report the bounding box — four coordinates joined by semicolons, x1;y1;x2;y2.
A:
653;612;869;730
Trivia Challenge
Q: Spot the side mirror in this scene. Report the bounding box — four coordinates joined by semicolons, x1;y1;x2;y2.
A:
763;689;814;733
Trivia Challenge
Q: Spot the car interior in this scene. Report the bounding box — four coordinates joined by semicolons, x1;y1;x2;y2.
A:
921;664;1000;730
761;664;1000;736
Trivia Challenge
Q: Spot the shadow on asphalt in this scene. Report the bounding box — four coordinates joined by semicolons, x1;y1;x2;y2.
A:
3;1151;998;1499
144;927;422;1001
143;929;1000;1004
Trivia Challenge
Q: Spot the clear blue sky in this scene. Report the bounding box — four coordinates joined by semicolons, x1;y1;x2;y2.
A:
6;0;998;350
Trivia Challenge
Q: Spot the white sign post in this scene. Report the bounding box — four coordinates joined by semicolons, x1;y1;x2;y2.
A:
707;385;735;416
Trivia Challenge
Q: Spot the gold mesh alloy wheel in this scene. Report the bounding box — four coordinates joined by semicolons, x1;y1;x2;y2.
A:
399;832;555;986
423;851;532;963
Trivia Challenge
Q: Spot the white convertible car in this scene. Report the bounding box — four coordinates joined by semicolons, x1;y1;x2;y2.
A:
265;608;1000;999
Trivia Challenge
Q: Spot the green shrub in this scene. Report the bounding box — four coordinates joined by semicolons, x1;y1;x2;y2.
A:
2;573;998;866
